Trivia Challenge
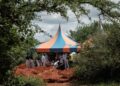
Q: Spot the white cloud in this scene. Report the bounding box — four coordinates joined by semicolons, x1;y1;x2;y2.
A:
33;0;120;42
33;10;79;42
34;33;50;42
111;0;120;3
33;9;98;42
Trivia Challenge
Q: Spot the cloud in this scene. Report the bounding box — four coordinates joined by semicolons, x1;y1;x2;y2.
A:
33;10;97;42
33;0;119;42
34;33;50;42
112;0;120;3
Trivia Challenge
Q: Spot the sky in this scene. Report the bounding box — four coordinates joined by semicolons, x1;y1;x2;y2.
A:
32;0;119;42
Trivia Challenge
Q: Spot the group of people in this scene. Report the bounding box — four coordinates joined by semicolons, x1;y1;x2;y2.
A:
25;53;69;70
53;53;69;70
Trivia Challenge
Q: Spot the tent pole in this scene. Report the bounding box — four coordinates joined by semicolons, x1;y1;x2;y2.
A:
55;52;58;61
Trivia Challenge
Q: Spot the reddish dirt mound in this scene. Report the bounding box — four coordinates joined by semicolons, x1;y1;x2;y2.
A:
15;64;74;82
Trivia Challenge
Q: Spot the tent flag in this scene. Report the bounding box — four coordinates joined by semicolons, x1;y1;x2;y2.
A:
35;25;81;53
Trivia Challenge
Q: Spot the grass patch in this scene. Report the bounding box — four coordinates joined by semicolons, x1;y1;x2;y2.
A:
70;80;120;86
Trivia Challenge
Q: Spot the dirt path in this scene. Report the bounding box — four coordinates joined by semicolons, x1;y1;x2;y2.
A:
47;82;70;86
15;64;75;86
15;64;74;82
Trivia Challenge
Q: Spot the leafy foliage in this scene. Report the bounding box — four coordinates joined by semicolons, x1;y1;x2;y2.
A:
70;22;99;43
0;0;119;84
74;22;120;83
4;75;46;86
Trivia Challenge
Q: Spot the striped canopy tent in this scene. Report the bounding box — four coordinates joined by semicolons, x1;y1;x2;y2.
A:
35;25;81;53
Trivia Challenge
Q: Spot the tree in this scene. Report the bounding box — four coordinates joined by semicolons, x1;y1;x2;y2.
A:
0;0;119;83
70;22;99;43
73;22;120;83
67;0;120;23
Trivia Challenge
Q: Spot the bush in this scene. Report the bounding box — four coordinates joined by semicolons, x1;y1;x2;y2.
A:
4;75;46;86
74;24;120;83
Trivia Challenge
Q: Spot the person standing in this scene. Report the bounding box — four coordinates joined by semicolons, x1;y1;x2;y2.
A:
25;56;30;68
41;54;46;66
45;54;49;65
63;53;69;69
36;57;40;67
58;54;65;70
29;56;35;68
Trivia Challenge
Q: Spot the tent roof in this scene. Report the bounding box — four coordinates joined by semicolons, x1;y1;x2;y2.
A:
35;25;81;53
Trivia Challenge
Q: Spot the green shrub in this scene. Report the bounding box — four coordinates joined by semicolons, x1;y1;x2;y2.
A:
74;24;120;83
4;75;46;86
95;82;120;86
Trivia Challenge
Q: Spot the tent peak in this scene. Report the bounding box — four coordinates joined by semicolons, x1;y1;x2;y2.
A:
58;24;61;32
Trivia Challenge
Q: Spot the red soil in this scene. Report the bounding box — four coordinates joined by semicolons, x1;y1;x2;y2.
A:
47;82;70;86
15;64;74;82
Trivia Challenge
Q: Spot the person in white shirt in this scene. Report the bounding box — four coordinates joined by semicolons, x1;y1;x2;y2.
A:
41;54;46;66
41;53;50;66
